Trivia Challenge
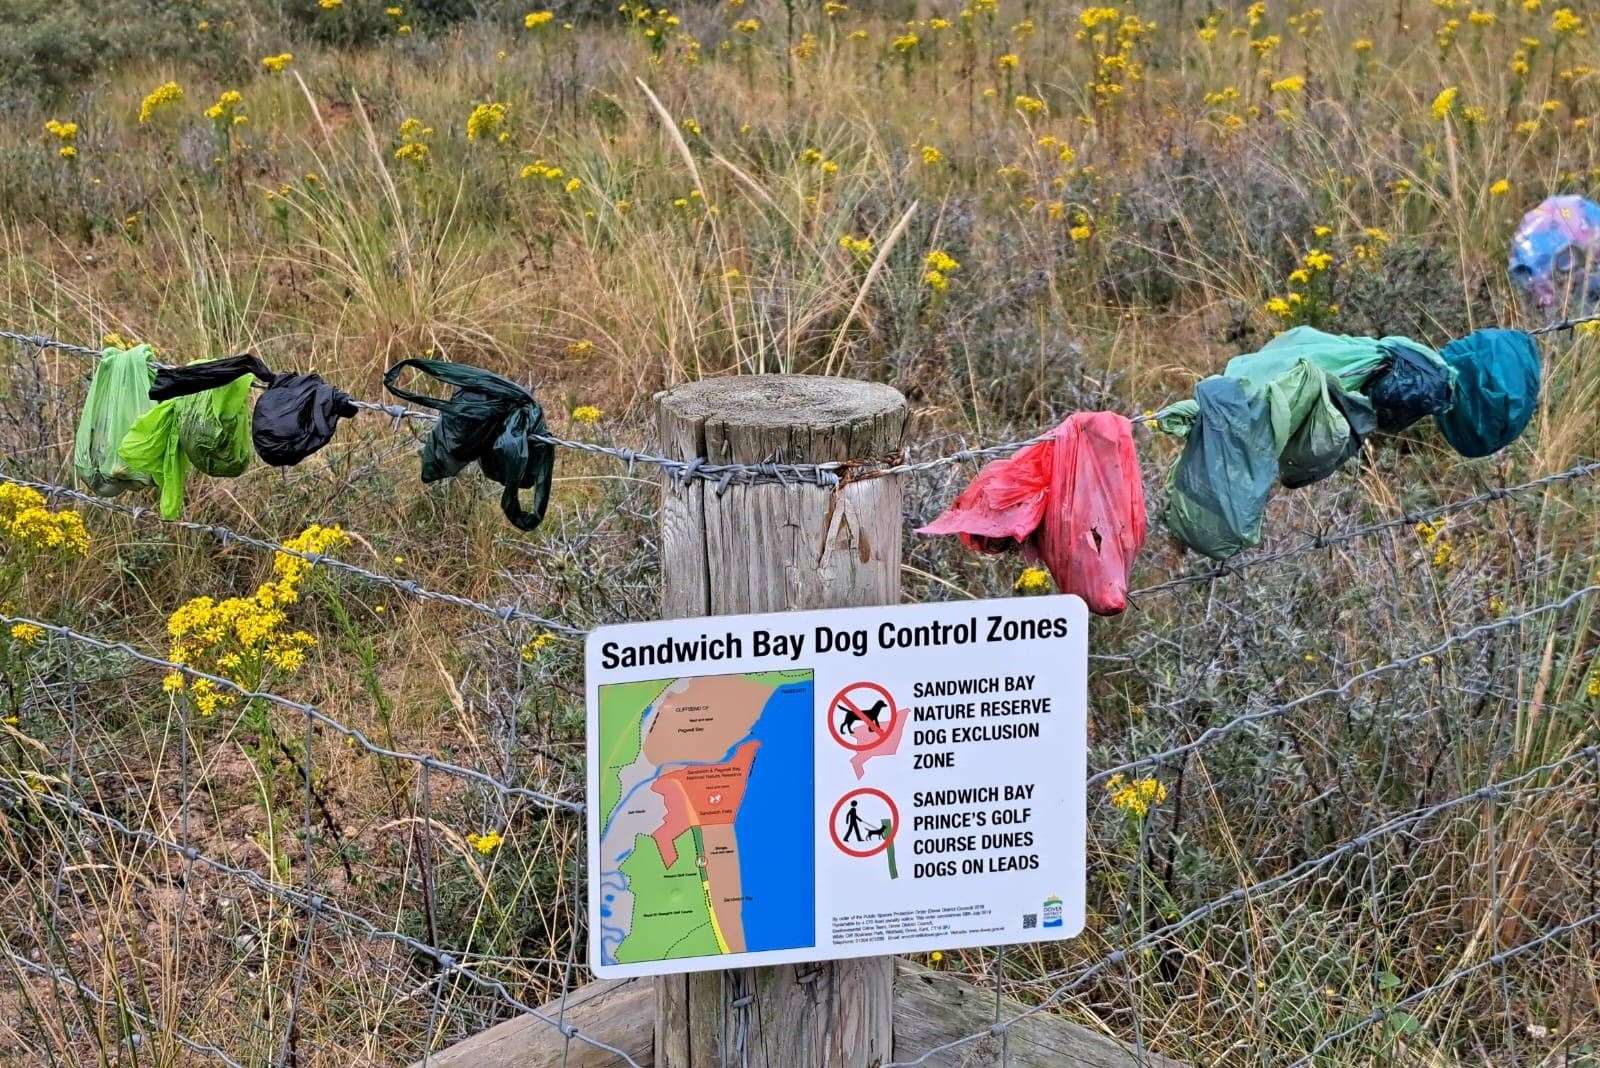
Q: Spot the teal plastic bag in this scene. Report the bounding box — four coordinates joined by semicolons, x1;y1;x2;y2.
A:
1221;326;1403;393
1434;329;1540;458
116;360;256;519
73;345;157;496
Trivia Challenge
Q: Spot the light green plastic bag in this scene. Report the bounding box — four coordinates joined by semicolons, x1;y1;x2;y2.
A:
116;362;255;519
72;345;157;496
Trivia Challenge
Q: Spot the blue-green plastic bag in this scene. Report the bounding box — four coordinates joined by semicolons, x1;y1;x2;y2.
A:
1433;329;1540;458
1162;377;1278;560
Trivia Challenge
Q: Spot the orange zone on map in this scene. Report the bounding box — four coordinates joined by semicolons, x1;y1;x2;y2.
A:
650;740;761;868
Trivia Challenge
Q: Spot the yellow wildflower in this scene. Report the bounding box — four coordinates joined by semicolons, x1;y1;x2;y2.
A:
572;405;603;424
8;623;43;645
1551;7;1583;34
521;632;557;661
1105;774;1168;817
261;53;294;72
1431;86;1458;120
466;101;509;142
138;81;184;124
1490;178;1511;196
1014;567;1052;593
840;234;874;260
921;145;944;165
204;89;243;123
525;9;554;27
467;830;505;855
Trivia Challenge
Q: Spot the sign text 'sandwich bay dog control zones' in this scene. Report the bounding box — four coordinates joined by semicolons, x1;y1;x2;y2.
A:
585;595;1086;978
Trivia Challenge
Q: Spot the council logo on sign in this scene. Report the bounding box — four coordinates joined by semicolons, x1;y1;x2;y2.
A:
1042;895;1064;928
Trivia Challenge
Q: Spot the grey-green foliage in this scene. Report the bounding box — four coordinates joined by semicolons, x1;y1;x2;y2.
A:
0;0;253;99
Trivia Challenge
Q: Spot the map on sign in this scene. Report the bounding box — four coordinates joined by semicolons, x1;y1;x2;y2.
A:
594;670;815;967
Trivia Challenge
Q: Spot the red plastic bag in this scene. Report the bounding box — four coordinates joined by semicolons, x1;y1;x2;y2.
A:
917;412;1146;615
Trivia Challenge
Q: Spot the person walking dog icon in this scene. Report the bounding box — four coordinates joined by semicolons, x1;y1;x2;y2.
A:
842;799;865;842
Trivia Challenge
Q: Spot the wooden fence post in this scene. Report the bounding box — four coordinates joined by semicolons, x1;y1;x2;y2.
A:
654;374;908;1068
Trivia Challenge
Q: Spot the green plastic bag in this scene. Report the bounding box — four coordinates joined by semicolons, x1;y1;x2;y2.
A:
116;360;256;519
1161;359;1378;558
73;345;157;496
382;358;555;532
1222;325;1410;392
1275;364;1377;489
1154;327;1434;435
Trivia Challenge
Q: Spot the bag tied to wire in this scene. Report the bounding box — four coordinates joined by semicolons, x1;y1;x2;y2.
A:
74;344;158;496
1433;328;1540;459
382;358;555;532
917;411;1147;616
119;355;260;519
149;353;360;467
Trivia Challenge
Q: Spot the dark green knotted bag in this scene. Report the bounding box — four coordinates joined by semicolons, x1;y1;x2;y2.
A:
383;358;555;532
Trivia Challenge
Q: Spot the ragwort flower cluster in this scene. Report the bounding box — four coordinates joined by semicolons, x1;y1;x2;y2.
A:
0;484;90;559
161;523;347;714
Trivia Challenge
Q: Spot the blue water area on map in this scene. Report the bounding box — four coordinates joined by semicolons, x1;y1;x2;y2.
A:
734;680;816;952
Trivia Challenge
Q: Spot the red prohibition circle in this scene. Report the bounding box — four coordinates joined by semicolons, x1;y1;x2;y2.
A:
827;682;898;752
829;787;900;858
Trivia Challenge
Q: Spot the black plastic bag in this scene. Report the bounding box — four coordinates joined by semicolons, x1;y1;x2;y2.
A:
150;353;361;467
382;358;555;532
254;373;360;466
1365;341;1454;432
149;353;273;400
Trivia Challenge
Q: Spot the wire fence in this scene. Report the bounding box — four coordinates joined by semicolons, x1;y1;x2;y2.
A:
3;325;1599;1064
9;316;1600;488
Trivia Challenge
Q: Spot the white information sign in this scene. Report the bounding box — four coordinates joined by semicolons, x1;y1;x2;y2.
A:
585;595;1086;979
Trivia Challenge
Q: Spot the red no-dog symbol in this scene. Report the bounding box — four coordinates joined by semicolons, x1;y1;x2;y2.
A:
829;787;899;858
828;682;897;752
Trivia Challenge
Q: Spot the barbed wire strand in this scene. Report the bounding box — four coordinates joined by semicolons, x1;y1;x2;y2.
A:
11;315;1598;486
886;744;1600;1066
6;453;1597;645
0;776;643;1067
1092;582;1600;785
0;613;584;815
0;472;586;637
2;947;247;1067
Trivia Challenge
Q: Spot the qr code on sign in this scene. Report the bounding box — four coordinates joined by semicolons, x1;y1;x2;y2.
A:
1022;913;1037;930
